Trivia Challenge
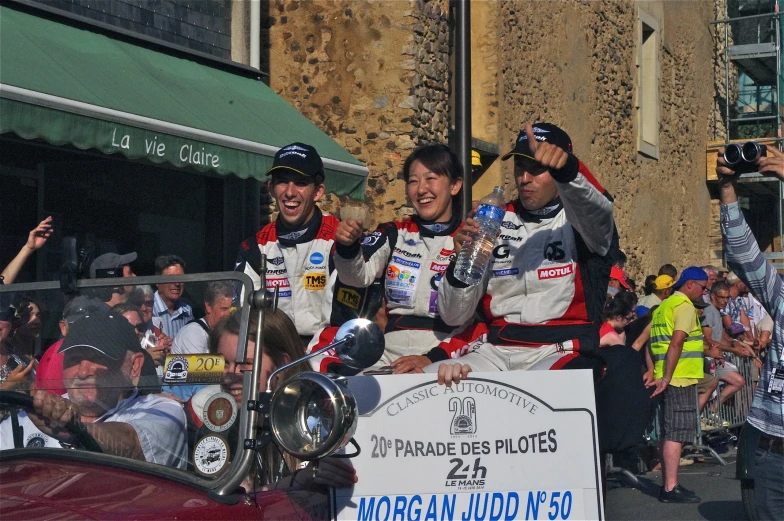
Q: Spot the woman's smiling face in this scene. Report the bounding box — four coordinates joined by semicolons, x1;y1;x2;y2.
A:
406;160;462;222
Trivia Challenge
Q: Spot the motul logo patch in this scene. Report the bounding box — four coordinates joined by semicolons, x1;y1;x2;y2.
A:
266;278;290;289
430;262;449;273
537;265;573;280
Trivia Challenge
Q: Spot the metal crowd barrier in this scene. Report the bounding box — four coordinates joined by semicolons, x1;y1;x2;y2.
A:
699;353;757;431
685;353;758;465
644;353;758;467
644;388;727;467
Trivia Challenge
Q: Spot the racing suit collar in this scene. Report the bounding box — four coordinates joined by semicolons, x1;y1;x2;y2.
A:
514;198;563;223
276;207;323;246
414;209;461;237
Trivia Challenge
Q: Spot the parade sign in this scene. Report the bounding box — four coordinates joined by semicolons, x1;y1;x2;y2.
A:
332;370;603;521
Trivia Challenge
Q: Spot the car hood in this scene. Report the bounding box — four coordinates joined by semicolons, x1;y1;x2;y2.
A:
1;455;326;520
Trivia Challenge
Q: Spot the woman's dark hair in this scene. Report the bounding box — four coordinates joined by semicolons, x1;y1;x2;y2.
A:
604;291;636;321
402;144;464;219
643;275;657;296
10;296;44;327
209;309;306;485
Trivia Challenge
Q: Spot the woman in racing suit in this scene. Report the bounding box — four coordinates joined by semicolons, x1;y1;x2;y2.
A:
322;144;467;374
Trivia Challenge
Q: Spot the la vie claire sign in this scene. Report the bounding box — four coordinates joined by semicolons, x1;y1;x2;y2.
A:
332;371;604;521
110;127;220;168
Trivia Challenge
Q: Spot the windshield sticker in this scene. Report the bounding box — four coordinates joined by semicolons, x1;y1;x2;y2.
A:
163;355;224;384
193;435;230;477
203;392;238;432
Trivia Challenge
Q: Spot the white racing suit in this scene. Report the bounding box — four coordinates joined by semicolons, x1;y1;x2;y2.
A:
234;209;337;342
309;214;471;372
429;155;617;373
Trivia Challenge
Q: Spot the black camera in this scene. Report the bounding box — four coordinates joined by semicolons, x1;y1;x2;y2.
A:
5;354;31;371
723;142;767;174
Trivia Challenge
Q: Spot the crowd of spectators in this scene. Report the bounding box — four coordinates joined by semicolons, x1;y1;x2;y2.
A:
0;128;781;513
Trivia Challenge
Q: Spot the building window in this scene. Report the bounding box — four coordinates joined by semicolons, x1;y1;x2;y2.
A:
637;11;660;159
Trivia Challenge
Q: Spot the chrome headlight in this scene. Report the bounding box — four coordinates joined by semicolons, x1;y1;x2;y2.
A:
269;372;358;460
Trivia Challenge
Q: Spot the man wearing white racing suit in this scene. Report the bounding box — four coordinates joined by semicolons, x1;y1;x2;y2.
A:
430;122;616;379
234;143;339;345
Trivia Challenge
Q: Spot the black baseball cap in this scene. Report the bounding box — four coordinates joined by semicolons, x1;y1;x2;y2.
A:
501;123;573;161
90;252;137;279
59;312;141;361
266;142;325;180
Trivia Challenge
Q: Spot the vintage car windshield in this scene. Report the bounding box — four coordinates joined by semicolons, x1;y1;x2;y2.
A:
0;274;253;483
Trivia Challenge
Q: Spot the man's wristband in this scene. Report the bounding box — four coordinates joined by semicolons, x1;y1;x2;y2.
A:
662;377;670;385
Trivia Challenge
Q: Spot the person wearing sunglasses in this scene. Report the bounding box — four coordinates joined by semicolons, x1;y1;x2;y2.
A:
111;303;166;369
130;285;156;330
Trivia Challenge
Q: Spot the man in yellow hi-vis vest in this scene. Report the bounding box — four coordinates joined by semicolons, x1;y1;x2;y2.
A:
648;266;710;504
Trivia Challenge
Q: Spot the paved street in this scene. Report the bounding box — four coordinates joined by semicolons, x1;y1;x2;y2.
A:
605;448;744;521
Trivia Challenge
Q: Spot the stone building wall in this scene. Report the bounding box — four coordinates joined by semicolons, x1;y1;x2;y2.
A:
262;0;451;222
492;1;716;279
263;0;718;281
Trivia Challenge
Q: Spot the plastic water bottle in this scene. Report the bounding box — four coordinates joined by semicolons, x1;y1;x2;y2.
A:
454;186;506;286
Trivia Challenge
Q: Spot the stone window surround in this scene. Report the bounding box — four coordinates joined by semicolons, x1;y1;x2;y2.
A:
636;8;661;160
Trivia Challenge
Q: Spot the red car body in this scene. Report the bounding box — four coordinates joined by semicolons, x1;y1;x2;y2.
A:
0;452;330;520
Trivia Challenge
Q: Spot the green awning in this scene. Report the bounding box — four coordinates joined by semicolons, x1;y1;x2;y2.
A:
0;5;367;198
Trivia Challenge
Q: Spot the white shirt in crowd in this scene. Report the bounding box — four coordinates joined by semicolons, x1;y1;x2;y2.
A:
736;293;771;333
152;291;193;339
0;390;187;469
172;318;210;355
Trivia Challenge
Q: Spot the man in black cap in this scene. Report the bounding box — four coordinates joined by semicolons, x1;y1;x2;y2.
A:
234;143;337;345
0;312;186;467
431;122;617;379
35;295;107;395
89;252;137;307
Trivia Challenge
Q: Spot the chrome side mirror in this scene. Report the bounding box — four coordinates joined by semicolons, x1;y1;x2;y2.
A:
266;318;384;391
332;318;384;371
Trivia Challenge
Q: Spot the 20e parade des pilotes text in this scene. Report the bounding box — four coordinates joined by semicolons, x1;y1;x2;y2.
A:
371;430;558;460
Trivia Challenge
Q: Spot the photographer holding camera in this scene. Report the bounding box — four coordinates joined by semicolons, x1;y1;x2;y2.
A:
716;142;784;521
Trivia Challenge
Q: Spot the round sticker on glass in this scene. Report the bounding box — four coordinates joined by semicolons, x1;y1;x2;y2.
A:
193;435;230;477
203;392;238;432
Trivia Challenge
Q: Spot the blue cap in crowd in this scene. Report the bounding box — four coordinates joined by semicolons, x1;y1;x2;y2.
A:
673;266;708;289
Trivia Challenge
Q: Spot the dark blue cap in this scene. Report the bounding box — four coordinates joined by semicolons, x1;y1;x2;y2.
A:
673;266;708;289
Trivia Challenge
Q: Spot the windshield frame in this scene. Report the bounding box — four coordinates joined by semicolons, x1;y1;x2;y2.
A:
0;271;259;499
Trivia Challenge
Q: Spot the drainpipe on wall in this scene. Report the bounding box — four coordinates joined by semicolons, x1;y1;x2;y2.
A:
454;0;472;220
250;0;260;70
